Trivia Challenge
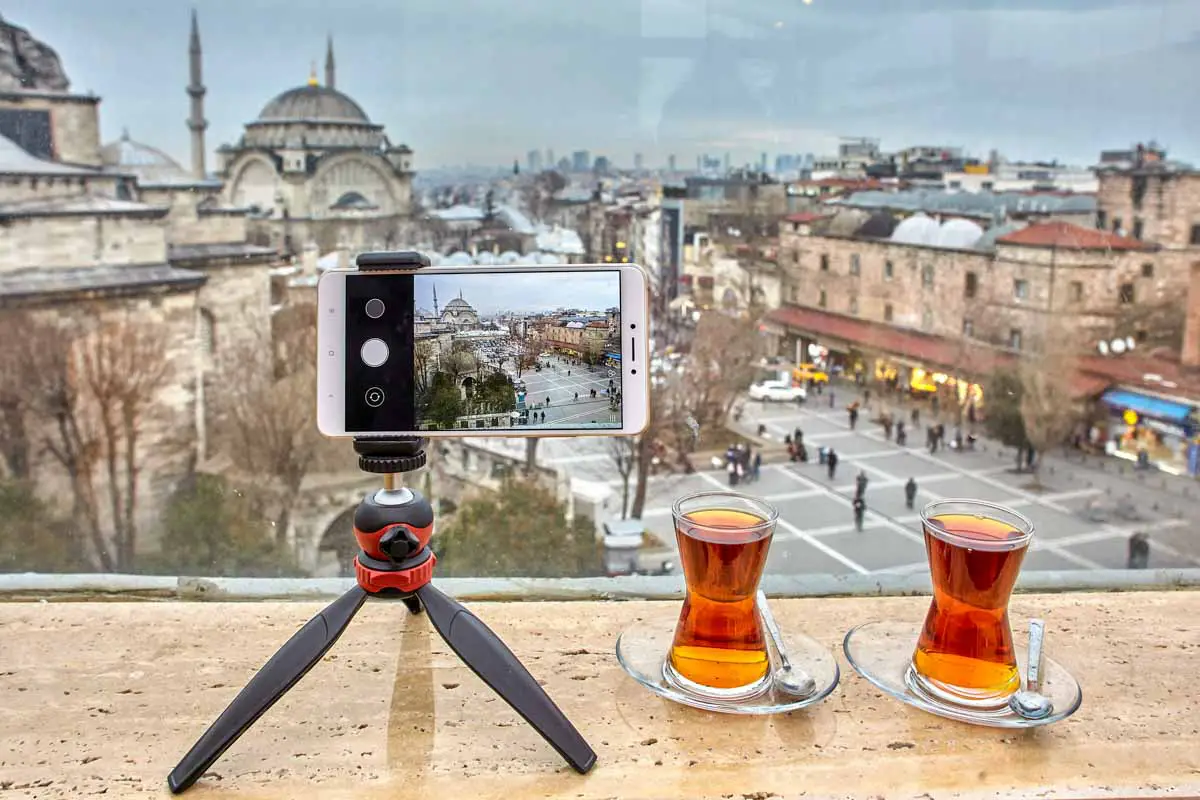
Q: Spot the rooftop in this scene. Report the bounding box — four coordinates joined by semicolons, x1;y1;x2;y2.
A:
0;195;169;219
255;84;371;124
0;133;99;177
0;263;206;302
996;221;1156;252
167;242;278;264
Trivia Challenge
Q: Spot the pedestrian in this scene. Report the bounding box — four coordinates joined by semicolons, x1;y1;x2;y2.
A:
883;416;894;441
787;441;796;462
546;396;551;406
848;405;859;430
937;423;946;449
753;451;762;481
927;427;937;454
855;470;868;500
905;477;917;510
827;448;839;480
727;459;739;486
574;392;579;401
911;407;920;428
864;388;871;407
896;420;907;446
829;391;836;409
852;495;866;532
1127;532;1150;569
794;427;803;445
798;442;808;462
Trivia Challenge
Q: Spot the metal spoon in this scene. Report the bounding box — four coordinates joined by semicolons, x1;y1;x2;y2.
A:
1009;618;1054;720
756;590;816;698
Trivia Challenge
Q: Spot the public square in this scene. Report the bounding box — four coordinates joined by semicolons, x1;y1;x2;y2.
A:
516;390;1200;576
517;353;620;427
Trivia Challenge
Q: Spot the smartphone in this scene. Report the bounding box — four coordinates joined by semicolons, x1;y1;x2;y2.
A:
316;262;651;437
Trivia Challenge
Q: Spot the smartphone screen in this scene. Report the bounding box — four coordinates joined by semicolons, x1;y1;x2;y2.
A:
340;268;631;435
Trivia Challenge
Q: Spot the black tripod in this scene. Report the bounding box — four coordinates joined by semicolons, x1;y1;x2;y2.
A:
167;254;596;793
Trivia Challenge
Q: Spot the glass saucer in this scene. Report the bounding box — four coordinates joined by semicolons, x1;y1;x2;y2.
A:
615;607;840;715
843;620;1083;728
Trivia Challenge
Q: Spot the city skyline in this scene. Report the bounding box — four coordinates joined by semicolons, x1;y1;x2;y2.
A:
5;0;1198;169
415;272;620;316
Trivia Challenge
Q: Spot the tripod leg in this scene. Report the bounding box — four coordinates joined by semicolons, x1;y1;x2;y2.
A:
167;585;369;794
415;583;596;774
402;595;423;615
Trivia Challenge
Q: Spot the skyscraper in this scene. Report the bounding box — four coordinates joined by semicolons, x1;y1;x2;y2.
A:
667;154;676;171
527;149;542;173
572;150;590;173
634;152;644;171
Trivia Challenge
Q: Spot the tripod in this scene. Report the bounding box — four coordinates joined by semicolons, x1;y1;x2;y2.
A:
167;253;597;794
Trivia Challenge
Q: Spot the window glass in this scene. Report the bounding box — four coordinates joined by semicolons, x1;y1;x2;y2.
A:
0;0;1191;592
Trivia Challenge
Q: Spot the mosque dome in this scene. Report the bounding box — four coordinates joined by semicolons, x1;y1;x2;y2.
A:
936;218;986;249
445;297;474;312
257;84;370;123
100;131;197;184
890;213;941;246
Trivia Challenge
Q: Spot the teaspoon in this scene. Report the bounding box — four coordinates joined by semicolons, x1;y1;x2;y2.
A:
756;590;816;698
1009;618;1054;720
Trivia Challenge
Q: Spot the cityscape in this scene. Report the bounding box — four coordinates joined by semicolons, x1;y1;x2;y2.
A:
0;6;1197;585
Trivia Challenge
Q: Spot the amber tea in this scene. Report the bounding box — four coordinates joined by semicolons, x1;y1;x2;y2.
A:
667;495;776;696
911;501;1033;708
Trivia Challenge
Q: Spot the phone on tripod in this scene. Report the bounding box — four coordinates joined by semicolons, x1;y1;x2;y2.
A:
317;261;651;437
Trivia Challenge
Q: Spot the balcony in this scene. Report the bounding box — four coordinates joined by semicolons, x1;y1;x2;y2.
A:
2;574;1198;798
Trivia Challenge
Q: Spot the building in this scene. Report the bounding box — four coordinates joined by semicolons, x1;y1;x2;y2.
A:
215;36;416;256
440;293;480;330
571;150;590;173
0;13;279;555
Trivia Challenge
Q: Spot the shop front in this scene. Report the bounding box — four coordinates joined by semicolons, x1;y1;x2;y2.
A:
1096;388;1200;476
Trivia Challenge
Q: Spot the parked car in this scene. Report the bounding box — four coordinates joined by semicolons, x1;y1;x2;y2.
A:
792;363;830;384
748;380;807;402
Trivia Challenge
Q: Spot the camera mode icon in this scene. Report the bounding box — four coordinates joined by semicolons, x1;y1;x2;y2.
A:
364;387;385;408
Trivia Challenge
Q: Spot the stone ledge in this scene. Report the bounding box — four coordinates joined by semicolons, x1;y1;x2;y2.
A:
1;591;1198;799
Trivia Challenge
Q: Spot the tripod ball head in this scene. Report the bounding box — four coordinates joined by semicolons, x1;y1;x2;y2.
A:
353;488;435;563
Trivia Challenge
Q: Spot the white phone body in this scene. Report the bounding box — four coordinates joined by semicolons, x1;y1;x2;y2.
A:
317;262;651;438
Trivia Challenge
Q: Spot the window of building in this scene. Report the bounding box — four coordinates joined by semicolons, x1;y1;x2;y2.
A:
963;318;974;336
198;309;216;355
964;271;978;298
1112;216;1123;234
1009;328;1023;350
850;254;861;275
1013;279;1029;300
1191;224;1200;245
789;285;798;303
922;263;934;287
849;296;858;314
1132;218;1144;240
1119;282;1135;304
1070;280;1084;302
1141;262;1154;278
1136;328;1148;343
948;180;962;189
884;260;894;280
818;289;827;308
922;309;933;329
884;303;893;322
981;181;994;191
820;254;830;272
1097;210;1107;230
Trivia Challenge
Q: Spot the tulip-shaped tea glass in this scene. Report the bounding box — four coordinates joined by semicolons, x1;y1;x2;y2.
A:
663;491;777;699
907;499;1033;710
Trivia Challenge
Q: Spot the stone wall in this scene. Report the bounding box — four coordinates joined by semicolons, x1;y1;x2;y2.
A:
0;213;167;270
0;173;123;203
1097;171;1200;249
1184;263;1200;367
138;186;248;245
0;93;101;166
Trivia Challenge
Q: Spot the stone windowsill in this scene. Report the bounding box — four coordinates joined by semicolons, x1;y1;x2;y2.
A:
2;588;1199;799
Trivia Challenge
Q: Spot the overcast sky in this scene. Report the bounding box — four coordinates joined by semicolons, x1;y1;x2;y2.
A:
6;0;1199;168
415;271;619;315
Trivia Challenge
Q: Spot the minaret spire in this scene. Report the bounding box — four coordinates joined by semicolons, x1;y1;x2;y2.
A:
325;34;336;90
186;9;208;179
433;284;439;317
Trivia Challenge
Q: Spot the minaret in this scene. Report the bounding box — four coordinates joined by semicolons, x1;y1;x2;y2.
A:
186;9;207;179
433;284;440;317
325;34;336;90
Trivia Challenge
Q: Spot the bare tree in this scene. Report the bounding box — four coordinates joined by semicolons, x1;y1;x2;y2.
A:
605;436;637;519
74;317;173;569
216;303;319;546
1018;320;1083;487
0;313;33;479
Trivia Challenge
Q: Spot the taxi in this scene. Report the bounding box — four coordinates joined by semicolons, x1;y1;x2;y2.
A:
792;363;830;385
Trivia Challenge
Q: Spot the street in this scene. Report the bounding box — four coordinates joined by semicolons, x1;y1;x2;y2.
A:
518;353;620;428
521;392;1200;576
